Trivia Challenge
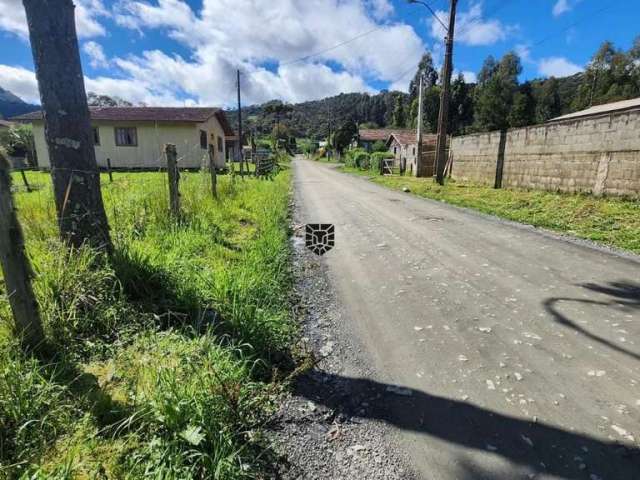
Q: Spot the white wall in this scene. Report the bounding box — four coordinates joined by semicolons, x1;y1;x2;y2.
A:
33;114;227;170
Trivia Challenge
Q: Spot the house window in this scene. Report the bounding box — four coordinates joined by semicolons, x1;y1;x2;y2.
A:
115;127;137;146
93;127;100;146
217;136;223;152
200;130;207;149
412;147;416;155
393;146;397;154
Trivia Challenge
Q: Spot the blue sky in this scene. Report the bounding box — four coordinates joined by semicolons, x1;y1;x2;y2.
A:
0;0;638;107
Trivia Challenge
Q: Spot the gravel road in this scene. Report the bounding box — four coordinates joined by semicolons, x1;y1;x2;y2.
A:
275;157;639;480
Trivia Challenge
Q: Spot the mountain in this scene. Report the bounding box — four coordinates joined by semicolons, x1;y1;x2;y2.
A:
0;86;39;119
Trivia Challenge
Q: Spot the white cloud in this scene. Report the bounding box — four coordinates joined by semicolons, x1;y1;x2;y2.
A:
83;41;109;68
538;57;583;77
459;70;477;83
0;0;108;38
0;64;39;103
430;2;512;46
109;0;426;105
366;0;394;20
1;0;427;106
552;0;581;17
515;44;533;64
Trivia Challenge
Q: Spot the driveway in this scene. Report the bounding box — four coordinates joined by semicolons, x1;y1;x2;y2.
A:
292;158;640;480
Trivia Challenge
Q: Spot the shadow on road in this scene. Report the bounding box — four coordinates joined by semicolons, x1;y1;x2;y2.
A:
294;370;639;480
544;280;640;361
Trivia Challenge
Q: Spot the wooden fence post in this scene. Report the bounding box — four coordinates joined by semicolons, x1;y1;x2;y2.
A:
106;158;113;183
0;152;44;350
165;144;180;219
20;169;32;192
208;145;217;199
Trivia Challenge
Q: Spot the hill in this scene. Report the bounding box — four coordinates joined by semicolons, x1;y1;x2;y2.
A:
227;90;408;141
226;73;588;141
0;86;39;119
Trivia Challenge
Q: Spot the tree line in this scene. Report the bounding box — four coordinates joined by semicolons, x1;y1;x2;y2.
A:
229;38;640;140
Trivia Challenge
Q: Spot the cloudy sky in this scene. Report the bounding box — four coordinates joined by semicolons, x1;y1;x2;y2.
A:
0;0;637;107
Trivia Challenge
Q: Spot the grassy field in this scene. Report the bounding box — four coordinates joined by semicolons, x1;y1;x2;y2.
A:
340;166;640;254
1;166;295;478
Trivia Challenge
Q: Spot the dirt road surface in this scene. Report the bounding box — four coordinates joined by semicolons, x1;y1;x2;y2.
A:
292;157;640;480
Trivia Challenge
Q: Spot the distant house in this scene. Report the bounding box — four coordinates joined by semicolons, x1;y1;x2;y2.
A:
13;107;234;170
386;132;439;177
356;128;414;151
0;119;13;130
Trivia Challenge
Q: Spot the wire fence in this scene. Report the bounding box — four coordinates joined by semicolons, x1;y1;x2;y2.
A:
8;142;282;245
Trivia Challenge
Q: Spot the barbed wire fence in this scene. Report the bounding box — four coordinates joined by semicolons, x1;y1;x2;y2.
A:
5;140;284;252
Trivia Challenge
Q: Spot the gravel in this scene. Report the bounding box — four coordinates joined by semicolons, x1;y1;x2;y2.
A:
266;214;414;479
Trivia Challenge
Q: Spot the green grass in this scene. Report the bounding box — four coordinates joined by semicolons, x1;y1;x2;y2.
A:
1;166;295;478
339;166;640;253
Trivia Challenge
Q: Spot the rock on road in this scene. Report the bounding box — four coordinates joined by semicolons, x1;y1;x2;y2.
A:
292;157;640;480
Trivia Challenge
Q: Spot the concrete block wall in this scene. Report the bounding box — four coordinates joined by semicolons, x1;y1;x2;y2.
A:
449;109;640;197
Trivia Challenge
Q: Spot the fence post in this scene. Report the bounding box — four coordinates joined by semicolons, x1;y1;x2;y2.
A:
20;169;32;192
208;145;217;199
165;144;180;219
494;130;507;189
0;152;44;350
106;158;113;183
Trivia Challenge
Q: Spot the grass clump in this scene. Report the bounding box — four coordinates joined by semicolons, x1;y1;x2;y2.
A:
340;166;640;253
0;166;294;478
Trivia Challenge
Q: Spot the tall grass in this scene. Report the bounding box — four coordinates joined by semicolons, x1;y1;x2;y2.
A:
0;167;294;478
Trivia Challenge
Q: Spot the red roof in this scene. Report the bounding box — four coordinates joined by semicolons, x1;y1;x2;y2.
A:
13;107;235;136
358;128;414;142
386;132;438;147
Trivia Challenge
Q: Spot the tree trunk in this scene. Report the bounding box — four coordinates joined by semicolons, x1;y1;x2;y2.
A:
0;151;45;350
23;0;112;252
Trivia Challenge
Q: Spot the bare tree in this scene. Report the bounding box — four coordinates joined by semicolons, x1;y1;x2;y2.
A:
23;0;112;251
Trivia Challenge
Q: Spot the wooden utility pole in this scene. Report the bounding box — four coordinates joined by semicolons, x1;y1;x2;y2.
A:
434;0;458;185
0;151;44;350
236;69;244;175
208;144;217;199
23;0;112;251
416;74;424;177
165;144;180;219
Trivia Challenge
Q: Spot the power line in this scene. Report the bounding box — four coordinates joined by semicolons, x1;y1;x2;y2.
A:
532;4;616;47
280;26;383;66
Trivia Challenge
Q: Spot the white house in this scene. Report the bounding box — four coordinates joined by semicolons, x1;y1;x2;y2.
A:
13;107;235;170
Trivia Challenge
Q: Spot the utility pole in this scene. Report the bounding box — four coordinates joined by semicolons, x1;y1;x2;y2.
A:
435;0;458;185
415;74;424;177
23;0;112;251
236;69;244;175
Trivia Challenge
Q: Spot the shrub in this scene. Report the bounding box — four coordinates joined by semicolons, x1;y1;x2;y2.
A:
353;151;370;170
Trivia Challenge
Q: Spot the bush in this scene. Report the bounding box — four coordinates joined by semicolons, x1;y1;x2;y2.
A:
371;140;388;152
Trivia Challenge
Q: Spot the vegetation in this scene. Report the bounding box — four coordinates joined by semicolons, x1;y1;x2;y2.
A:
340;167;640;253
0;168;295;478
0;124;36;165
225;38;640;141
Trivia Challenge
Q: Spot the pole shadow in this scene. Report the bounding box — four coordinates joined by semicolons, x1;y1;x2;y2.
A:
544;280;640;361
294;370;639;480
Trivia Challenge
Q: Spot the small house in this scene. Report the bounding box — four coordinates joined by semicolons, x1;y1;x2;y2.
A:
386;132;439;177
13;107;234;170
356;128;414;151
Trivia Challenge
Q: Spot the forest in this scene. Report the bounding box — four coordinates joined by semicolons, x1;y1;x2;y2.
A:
228;38;640;140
